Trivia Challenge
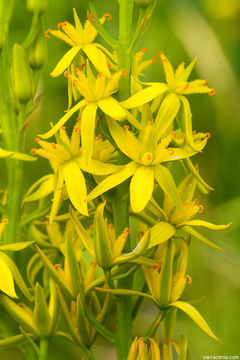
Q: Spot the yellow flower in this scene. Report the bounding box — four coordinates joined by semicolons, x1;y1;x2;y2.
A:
86;110;208;213
34;124;122;222
45;9;111;77
39;64;126;162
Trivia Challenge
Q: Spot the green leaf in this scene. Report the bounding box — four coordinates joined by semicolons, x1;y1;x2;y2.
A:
130;166;154;213
182;225;224;251
149;222;176;249
169;301;220;342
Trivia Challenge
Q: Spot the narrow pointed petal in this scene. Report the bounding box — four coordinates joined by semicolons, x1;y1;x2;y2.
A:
179;220;232;231
180;95;200;151
170;301;220;342
23;174;54;203
98;97;126;121
49;169;64;225
154;165;181;208
158;140;207;164
107;117;139;160
81;103;98;162
149;222;176;249
50;45;82;77
174;57;198;84
49;30;75;46
39;99;87;139
0;257;17;298
130;166;154;213
182;225;224;251
120;84;168;109
83;44;110;77
87;162;138;201
73;8;84;35
78;158;123;175
153;93;180;143
184;158;214;192
63;160;88;216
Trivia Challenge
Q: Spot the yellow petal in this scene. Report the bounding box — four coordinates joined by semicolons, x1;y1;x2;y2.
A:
120;84;168;109
83;44;110;77
49;30;75;47
39;99;87;139
49;168;64;225
0;257;18;298
78;158;123;175
87;162;138;201
98;96;126;121
170;301;220;342
182;225;224;251
81;103;98;162
149;222;176;249
130;166;154;213
154;165;181;208
63;160;88;216
23;174;54;203
179;220;232;231
50;45;82;77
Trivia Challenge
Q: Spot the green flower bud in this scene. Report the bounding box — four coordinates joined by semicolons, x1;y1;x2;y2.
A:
28;29;47;70
12;44;33;103
0;29;6;52
26;0;47;14
135;0;153;8
33;283;51;337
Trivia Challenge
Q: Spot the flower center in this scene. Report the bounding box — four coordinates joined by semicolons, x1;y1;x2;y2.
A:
141;152;153;166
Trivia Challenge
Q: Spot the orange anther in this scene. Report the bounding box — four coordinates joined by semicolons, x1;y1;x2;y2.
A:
184;201;190;206
30;148;36;156
75;68;80;73
108;224;114;229
181;62;185;66
96;134;102;140
184;83;189;90
98;72;103;78
198;205;204;213
74;127;81;135
91;260;97;267
63;22;68;26
72;79;78;87
77;116;81;122
121;68;127;76
161;58;168;64
148;120;152;125
81;63;86;70
205;80;209;86
57;22;65;29
2;218;8;224
88;13;94;21
45;29;52;38
51;143;56;149
192;130;197;135
153;263;161;271
89;225;94;231
123;125;129;130
107;63;112;68
206;132;211;139
185;274;192;284
194;198;199;205
170;130;176;138
60;126;66;130
54;264;61;269
89;185;93;191
103;13;112;20
64;71;70;79
34;138;39;143
141;47;148;53
209;88;216;96
168;148;174;155
151;58;157;63
147;153;152;161
157;51;164;58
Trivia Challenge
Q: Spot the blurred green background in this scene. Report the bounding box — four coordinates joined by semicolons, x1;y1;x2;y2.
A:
3;0;240;358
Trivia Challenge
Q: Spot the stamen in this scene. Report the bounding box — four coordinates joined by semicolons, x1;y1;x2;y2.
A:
51;143;56;149
107;63;112;68
103;13;112;20
205;80;209;86
181;62;185;66
2;218;8;224
184;201;190;206
206;132;211;139
153;263;161;271
161;58;168;63
198;205;204;213
89;185;93;191
121;68;127;76
61;126;66;130
192;130;197;135
96;134;102;140
81;63;86;70
88;13;94;21
184;83;189;90
91;260;97;267
34;138;39;143
170;130;177;138
74;127;81;135
54;264;61;269
108;224;114;229
98;72;103;78
123;125;129;130
157;51;164;58
185;274;192;284
141;47;148;53
64;71;70;79
209;89;216;96
151;58;157;63
77;116;81;122
148;120;152;125
45;29;52;38
89;225;94;231
30;148;36;156
123;227;130;234
72;79;78;87
168;148;174;155
147;153;152;161
75;68;80;73
194;198;199;205
57;22;65;29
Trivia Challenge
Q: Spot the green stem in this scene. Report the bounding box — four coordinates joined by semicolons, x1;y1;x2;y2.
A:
113;1;135;359
39;338;48;360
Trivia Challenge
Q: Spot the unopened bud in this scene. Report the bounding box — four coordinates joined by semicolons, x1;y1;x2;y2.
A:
12;44;33;103
27;0;47;14
135;0;153;8
28;28;47;70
